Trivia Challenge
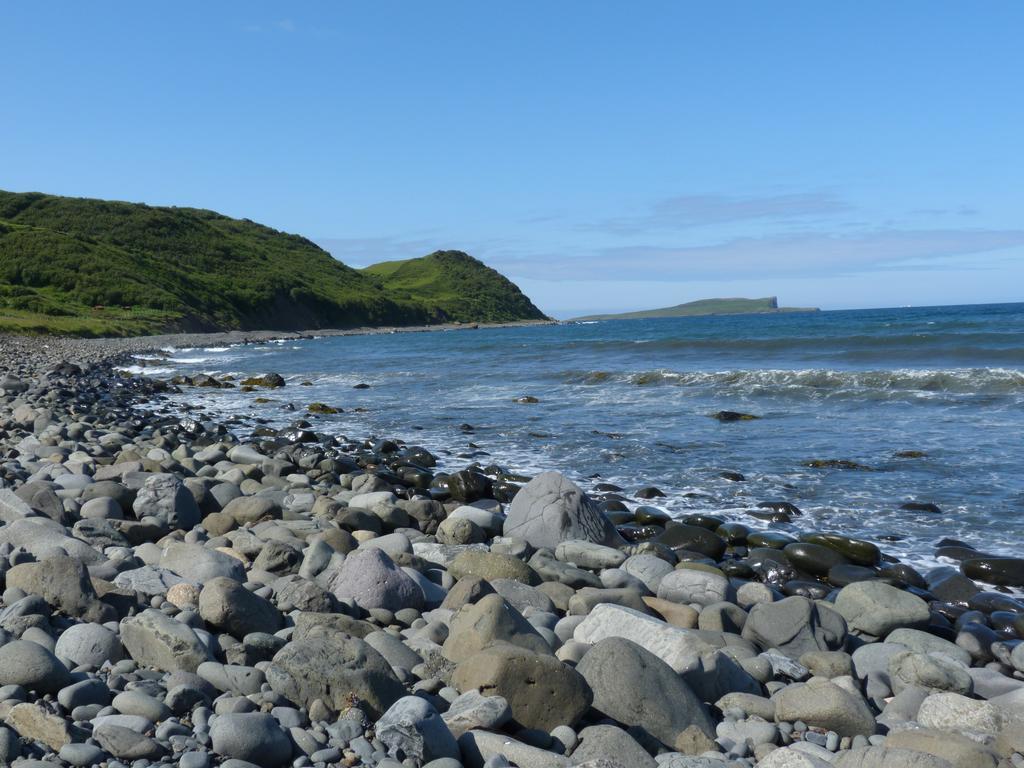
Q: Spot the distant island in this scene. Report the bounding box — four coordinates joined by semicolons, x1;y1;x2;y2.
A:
0;190;548;336
570;296;820;322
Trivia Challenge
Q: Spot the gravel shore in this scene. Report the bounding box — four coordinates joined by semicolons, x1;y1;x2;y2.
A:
0;333;1021;768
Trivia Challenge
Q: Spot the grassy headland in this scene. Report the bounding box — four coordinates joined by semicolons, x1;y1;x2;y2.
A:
361;250;547;325
571;296;819;322
0;190;547;336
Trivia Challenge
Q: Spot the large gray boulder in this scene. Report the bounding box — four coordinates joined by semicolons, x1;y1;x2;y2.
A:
6;553;114;623
0;488;34;523
834;582;930;637
113;565;185;597
442;593;551;663
573;725;656;768
54;623;124;669
441;689;513;738
198;577;282;637
503;472;624;550
160;542;245;584
265;632;404;718
0;640;71;693
576;636;715;750
0;517;105;563
132;473;201;530
773;678;876;737
452;644;592;731
210;712;291;767
574;604;760;702
743;596;847;659
888;650;972;694
657;567;732;607
458;730;571;768
327;547;424;612
120;609;212;673
835;746;953;768
375;696;460;763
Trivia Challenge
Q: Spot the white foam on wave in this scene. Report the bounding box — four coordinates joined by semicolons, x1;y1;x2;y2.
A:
203;347;231;352
120;364;175;376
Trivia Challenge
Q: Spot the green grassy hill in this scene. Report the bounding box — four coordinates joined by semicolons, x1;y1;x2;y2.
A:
571;296;819;322
0;190;546;336
361;250;548;324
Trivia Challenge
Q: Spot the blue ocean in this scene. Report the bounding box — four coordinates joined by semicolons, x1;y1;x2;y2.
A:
132;302;1024;569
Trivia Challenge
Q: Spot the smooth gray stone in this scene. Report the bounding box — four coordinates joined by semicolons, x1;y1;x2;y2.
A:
58;743;106;767
376;695;460;763
0;639;70;693
210;712;292;767
55;622;124;668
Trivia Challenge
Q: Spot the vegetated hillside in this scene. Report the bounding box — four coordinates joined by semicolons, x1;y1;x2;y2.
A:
571;296;819;322
0;191;545;336
361;250;548;324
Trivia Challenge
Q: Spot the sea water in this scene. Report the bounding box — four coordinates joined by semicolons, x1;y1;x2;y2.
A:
137;302;1024;569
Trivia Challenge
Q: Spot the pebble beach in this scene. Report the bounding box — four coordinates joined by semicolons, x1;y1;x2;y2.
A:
0;330;1023;768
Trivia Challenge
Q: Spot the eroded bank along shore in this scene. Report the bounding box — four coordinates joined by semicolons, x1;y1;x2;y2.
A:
0;334;1021;768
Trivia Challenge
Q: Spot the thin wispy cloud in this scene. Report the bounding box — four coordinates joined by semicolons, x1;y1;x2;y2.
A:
595;191;854;234
241;19;297;34
492;228;1024;281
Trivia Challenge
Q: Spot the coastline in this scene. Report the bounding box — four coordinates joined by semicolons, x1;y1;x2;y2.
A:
0;318;558;370
0;333;1021;766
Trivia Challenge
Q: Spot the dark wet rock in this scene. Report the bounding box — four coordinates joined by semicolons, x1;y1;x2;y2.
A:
758;501;803;516
804;459;873;470
634;505;671;525
784;542;850;576
635;486;666;499
712;411;759;422
240;373;286;388
748;531;798;549
829;564;879;587
961;557;1024;587
901;501;943;514
657;523;726;560
446;469;492;503
801;533;881;567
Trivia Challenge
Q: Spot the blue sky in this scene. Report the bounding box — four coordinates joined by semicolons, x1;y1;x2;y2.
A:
3;2;1023;317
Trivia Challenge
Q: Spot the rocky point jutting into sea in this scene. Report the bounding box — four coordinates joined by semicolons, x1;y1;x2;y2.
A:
0;329;1023;768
